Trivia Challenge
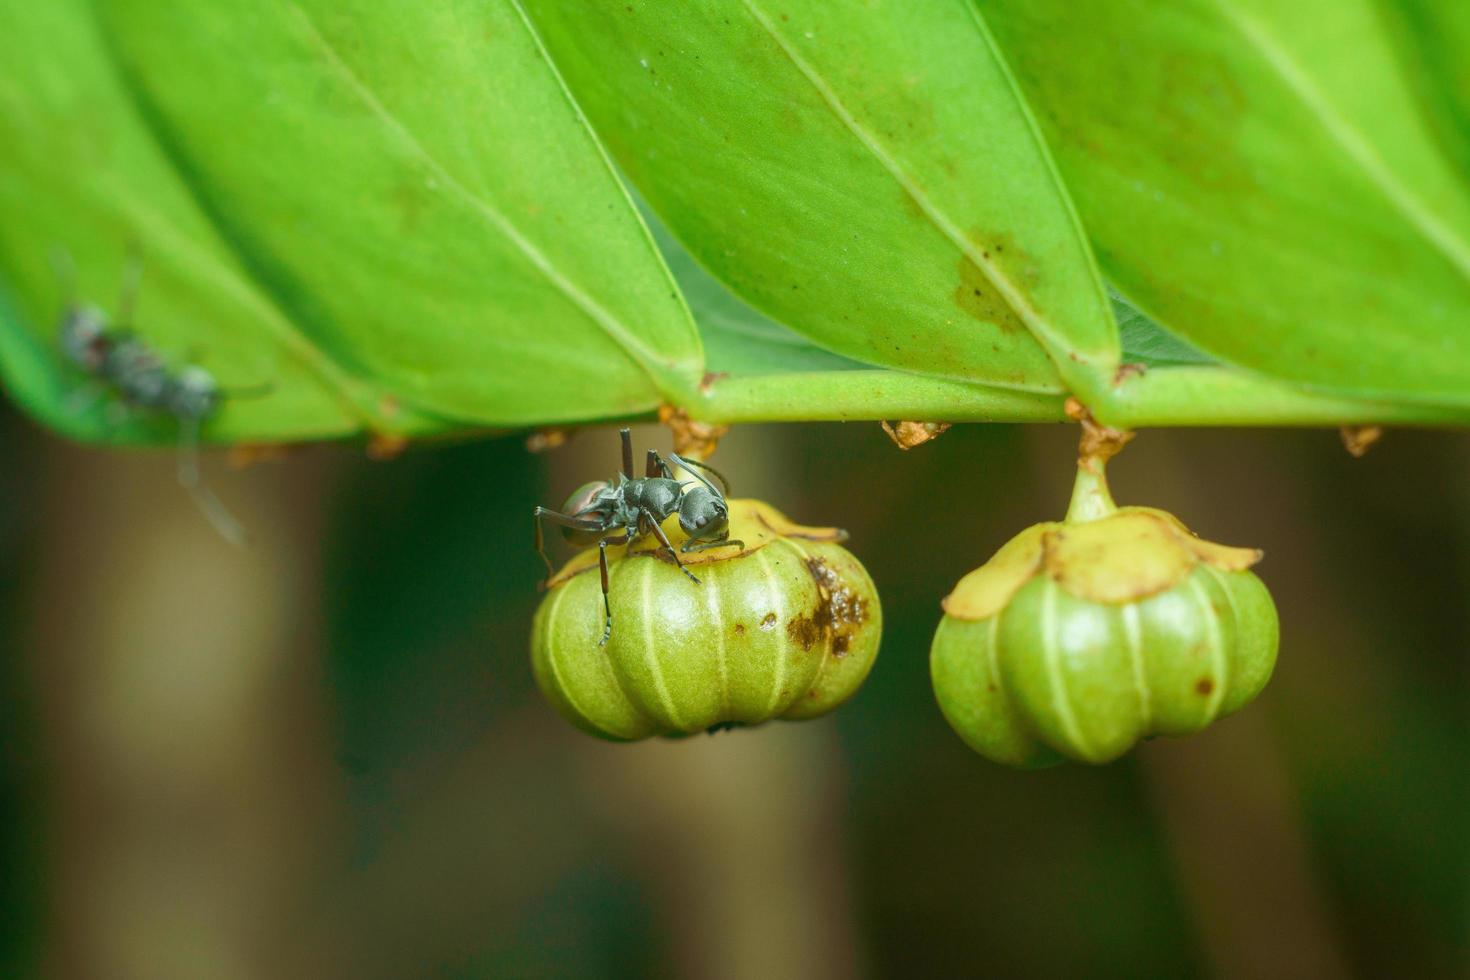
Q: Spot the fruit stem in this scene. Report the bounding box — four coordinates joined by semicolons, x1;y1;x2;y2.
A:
1065;397;1130;523
1066;459;1117;523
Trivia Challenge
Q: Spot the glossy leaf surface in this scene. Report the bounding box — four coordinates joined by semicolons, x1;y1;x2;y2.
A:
0;0;408;444
525;0;1119;394
1;0;708;444
982;0;1470;406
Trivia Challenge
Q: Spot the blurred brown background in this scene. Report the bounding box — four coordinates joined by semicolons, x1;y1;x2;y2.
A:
0;402;1465;979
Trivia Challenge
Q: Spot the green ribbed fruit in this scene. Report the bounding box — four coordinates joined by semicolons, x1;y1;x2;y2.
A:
532;499;881;740
931;463;1279;767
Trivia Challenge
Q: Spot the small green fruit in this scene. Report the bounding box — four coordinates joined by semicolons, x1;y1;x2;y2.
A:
532;499;881;740
931;461;1278;767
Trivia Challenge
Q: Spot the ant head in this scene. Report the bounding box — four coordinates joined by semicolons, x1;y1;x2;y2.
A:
678;485;728;537
168;365;221;421
104;334;171;408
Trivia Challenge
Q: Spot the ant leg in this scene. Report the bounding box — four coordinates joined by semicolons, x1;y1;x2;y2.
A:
176;417;248;547
682;533;745;555
533;506;607;579
533;508;551;577
644;511;700;584
649;449;678;481
619;427;634;479
219;381;276;400
597;530;633;646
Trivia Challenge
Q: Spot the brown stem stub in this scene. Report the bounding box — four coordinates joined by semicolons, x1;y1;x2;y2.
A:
1112;362;1147;385
659;405;729;459
1066;396;1134;471
226;443;294;470
525;428;573;454
365;432;409;461
1339;425;1383;458
880;420;952;450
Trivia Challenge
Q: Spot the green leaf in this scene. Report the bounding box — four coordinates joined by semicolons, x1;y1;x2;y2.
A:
100;0;709;426
523;0;1118;396
0;0;423;444
1112;290;1216;369
981;0;1470;407
1378;0;1470;184
636;198;868;378
0;0;708;444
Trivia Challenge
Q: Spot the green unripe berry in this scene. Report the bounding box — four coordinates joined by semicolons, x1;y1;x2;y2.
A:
931;461;1279;767
532;499;881;740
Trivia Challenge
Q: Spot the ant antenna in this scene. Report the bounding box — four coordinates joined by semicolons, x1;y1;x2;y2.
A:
669;453;733;496
176;417;248;547
218;381;276;401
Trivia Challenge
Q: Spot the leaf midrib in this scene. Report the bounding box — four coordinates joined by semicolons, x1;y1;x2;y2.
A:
737;0;1111;376
93;6;390;434
1213;0;1470;280
288;1;687;395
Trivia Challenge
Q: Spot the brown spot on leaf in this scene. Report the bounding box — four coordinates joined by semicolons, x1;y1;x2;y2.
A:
953;255;1026;335
1112;362;1147;386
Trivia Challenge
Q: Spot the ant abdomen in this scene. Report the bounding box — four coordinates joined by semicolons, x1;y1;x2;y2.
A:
559;481;613;546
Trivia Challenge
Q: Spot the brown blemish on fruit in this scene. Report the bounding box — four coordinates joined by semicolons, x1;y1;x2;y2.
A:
1196;677;1215;696
786;614;823;652
760;612;778;631
803;556;869;659
733;623;746;636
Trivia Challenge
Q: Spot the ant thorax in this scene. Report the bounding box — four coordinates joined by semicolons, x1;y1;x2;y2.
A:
621;476;681;520
103;333;172;408
59;304;110;373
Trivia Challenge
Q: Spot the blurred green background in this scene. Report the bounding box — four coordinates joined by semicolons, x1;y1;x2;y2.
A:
0;402;1465;979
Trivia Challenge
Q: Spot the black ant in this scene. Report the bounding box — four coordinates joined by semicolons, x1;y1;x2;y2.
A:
534;428;743;645
54;247;266;546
